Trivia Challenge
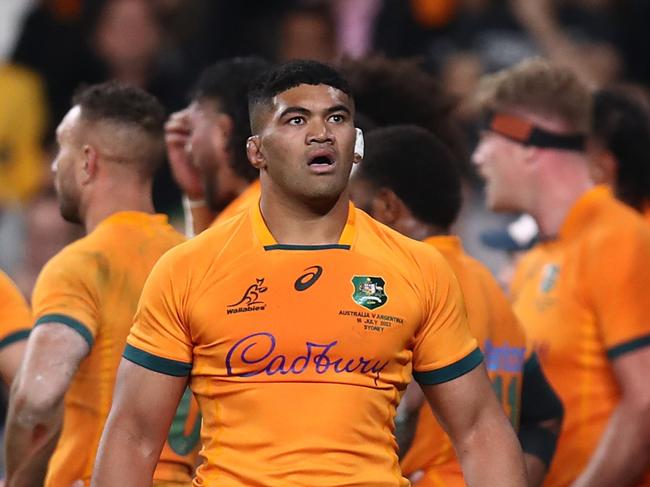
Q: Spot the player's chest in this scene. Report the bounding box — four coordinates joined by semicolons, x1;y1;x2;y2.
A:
189;251;422;369
514;249;596;361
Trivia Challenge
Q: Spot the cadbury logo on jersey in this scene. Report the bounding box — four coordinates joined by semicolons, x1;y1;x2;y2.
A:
227;278;268;315
225;331;389;386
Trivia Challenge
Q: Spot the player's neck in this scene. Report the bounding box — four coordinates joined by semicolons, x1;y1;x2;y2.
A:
530;162;593;238
398;221;446;242
388;209;445;242
83;181;155;233
259;187;350;246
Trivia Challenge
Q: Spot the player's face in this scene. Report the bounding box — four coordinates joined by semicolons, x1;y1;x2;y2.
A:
188;100;239;211
256;83;356;205
52;106;84;224
472;131;529;212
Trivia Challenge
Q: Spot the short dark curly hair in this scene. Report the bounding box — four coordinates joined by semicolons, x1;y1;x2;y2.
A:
248;59;352;132
192;57;271;183
340;55;470;179
72;81;166;177
357;125;462;230
593;88;650;211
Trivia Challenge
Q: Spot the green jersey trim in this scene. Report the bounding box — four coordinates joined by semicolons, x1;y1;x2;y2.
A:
263;244;351;251
123;344;192;377
0;329;30;350
35;313;94;348
413;348;484;385
607;334;650;360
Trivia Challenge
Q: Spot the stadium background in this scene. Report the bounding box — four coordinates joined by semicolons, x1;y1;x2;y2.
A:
0;0;649;475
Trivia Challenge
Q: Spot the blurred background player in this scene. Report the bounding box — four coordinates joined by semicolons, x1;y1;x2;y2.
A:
588;87;650;221
472;58;650;487
165;57;270;235
0;271;31;386
4;82;200;487
340;54;514;277
350;125;563;487
93;60;526;486
0;269;31;480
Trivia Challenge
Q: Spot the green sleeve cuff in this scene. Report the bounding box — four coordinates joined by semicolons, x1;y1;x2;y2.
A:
35;313;94;348
413;348;484;385
0;329;30;350
607;334;650;360
123;344;192;377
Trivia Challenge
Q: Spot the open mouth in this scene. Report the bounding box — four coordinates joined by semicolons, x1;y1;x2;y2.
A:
308;154;334;166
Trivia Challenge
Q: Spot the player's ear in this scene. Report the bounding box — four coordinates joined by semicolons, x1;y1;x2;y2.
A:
372;188;401;225
81;144;99;184
353;127;364;164
588;147;616;185
247;135;265;169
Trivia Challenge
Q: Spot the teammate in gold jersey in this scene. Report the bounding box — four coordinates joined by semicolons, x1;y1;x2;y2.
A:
0;270;31;385
472;58;650;487
5;82;199;487
165;57;269;235
350;125;563;487
93;60;527;486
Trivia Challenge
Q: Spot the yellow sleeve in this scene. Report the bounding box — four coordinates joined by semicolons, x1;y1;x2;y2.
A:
586;229;650;359
124;249;193;376
412;248;482;385
31;248;102;347
0;271;31;349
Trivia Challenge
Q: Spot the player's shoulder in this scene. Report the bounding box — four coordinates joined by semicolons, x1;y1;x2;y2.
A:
0;270;26;303
354;209;449;271
157;210;252;268
45;233;99;270
585;194;650;252
32;234;107;295
458;251;502;288
94;212;184;243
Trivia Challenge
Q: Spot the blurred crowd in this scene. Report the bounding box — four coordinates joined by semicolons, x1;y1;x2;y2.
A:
1;0;649;296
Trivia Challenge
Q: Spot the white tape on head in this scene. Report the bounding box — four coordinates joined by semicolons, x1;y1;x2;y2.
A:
354;127;364;159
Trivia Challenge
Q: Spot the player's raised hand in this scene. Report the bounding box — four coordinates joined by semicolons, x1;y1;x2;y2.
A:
165;108;204;200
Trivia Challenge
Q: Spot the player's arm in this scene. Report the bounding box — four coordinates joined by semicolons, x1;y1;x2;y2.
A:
571;345;650;487
421;362;528;487
182;196;216;236
0;272;33;386
165;108;216;235
571;233;650;487
414;248;527;486
93;243;193;485
518;352;563;487
5;323;90;487
91;359;187;486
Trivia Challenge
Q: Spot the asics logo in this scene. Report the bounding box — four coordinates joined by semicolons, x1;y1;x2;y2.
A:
294;266;323;291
